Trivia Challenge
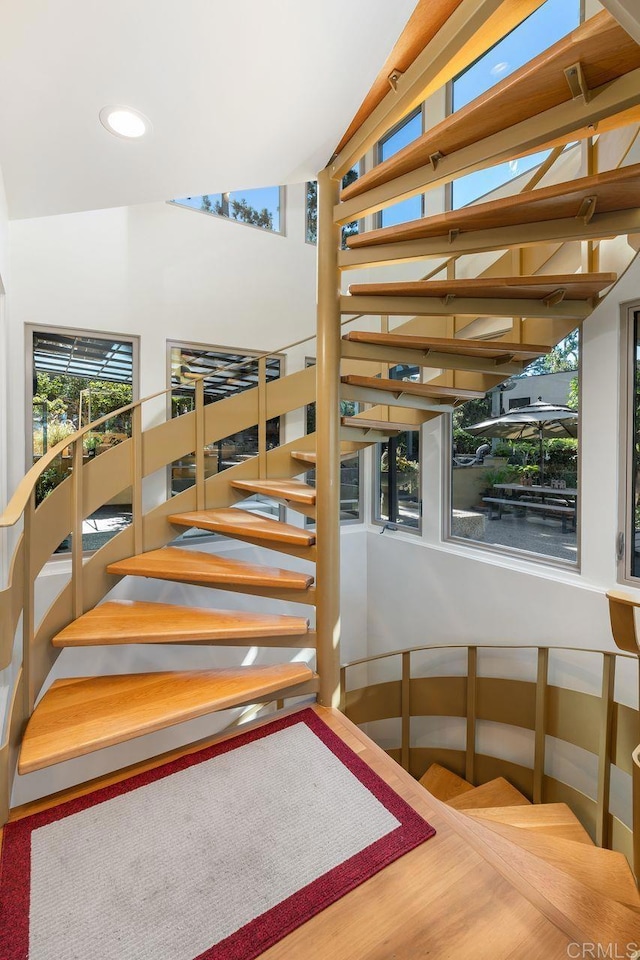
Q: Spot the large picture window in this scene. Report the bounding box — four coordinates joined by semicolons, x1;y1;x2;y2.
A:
449;332;579;565
623;308;640;581
168;342;282;510
28;326;138;553
450;0;581;209
374;364;421;531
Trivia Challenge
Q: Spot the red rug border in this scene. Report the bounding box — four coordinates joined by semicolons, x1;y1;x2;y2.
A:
0;708;436;960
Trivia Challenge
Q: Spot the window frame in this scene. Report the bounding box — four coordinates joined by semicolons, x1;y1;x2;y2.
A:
25;323;140;472
168;185;286;237
375;106;425;230
443;338;582;570
618;300;640;585
165;338;285;503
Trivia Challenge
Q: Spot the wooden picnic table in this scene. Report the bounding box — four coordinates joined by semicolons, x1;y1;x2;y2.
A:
483;483;577;532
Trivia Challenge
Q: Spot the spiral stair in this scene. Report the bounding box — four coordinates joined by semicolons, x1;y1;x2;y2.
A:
3;1;640;955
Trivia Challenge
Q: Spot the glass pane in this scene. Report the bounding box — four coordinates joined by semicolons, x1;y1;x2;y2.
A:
169;344;281;497
631;313;640;578
306;170;359;248
450;332;579;563
305;362;361;521
376;365;421;529
452;0;581;111
173;186;281;233
451;0;580;208
32;330;134;553
379;111;423;228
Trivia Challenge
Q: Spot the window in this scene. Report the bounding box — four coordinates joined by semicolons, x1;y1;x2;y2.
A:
306;169;360;248
449;332;579;565
28;326;138;553
171;186;284;234
305;358;361;522
450;0;581;209
377;109;423;228
374;365;421;531
168;343;282;509
623;307;640;581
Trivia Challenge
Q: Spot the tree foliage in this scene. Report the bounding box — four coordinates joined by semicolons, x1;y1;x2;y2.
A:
34;372;133;428
525;330;579;376
200;193;274;230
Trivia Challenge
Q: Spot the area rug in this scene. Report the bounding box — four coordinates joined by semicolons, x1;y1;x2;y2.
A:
0;708;435;960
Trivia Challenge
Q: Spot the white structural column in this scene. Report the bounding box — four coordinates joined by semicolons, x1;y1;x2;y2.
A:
315;169;342;707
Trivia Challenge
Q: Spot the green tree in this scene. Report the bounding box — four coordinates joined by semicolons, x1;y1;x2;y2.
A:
525;330;579;376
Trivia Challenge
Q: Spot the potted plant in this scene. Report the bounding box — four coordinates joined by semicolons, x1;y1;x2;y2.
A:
84;435;100;457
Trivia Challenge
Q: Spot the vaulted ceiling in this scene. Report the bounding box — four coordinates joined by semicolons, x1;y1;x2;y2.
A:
0;0;416;220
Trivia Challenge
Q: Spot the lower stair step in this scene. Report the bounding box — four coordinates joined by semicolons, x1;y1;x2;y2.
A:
291;444;361;465
230;478;316;505
19;663;315;773
447;777;531;810
168;508;315;548
464;803;594;846
341;416;404;434
108;547;314;592
419;762;475;802
51;600;310;647
466;818;640;908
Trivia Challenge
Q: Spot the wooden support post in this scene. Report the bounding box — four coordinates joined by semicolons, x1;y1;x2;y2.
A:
466;646;477;784
533;647;549;804
258;356;267;480
596;653;616;848
22;494;35;715
401;651;411;771
316;168;342;708
132;405;143;555
72;438;84;620
195;378;205;511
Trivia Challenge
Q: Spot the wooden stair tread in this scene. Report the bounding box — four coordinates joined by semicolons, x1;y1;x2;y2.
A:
108;547;314;591
468;817;640;908
347;273;616;301
52;600;309;647
464;803;593;846
343;330;547;361
291;446;360;465
346;162;640;248
341;416;406;433
19;664;315;773
231;478;316;505
169;509;315;547
418;762;475;802
447;777;531;810
342;374;486;402
341;11;640;202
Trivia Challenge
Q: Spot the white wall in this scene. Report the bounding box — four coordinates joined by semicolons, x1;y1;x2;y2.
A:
367;252;640;654
7;183;316;494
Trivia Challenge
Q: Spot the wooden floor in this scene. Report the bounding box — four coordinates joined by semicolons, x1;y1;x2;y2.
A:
6;705;640;958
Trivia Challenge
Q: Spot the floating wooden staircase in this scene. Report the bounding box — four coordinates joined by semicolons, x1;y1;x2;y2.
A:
340;11;640;211
419;763;640;915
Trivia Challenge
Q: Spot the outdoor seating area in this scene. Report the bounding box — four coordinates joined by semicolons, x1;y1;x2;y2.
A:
483;482;577;533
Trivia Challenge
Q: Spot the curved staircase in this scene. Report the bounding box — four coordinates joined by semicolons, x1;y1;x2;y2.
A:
3;3;640;954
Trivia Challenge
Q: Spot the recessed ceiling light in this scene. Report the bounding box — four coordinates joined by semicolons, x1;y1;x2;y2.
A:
99;105;151;140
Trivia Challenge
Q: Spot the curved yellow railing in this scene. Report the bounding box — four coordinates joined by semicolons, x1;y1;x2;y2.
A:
342;642;640;875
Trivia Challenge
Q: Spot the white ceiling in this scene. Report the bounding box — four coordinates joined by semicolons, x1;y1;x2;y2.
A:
0;0;416;220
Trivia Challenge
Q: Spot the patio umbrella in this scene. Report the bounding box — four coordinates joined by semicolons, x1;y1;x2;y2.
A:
466;398;578;486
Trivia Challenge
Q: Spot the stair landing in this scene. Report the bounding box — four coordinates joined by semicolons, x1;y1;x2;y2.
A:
12;706;640;958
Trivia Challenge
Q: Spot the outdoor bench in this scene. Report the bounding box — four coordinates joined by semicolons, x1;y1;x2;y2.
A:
482;496;576;533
